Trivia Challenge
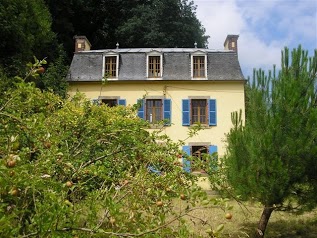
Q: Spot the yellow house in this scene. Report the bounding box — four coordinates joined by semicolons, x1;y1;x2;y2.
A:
67;35;245;176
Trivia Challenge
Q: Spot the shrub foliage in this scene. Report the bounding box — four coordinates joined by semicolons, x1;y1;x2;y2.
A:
0;62;222;237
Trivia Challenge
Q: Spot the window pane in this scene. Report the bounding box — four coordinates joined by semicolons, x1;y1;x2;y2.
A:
101;99;117;107
148;56;161;77
105;56;117;78
191;145;208;171
146;99;162;122
191;99;207;124
193;56;205;78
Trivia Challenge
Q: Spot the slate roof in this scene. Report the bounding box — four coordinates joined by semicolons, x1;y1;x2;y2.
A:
67;48;245;82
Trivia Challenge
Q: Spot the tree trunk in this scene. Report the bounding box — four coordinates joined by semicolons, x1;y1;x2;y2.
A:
254;206;275;238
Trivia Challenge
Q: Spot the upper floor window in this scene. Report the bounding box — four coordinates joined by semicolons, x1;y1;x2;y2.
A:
193;56;205;77
191;99;207;124
146;99;163;123
104;55;119;79
148;56;161;78
191;53;207;79
147;52;163;79
105;56;117;78
137;98;171;125
182;98;216;126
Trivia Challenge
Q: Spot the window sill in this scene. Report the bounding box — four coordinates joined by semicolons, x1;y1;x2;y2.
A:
147;77;163;80
186;124;212;128
192;170;209;177
191;77;208;80
147;124;171;129
148;124;164;129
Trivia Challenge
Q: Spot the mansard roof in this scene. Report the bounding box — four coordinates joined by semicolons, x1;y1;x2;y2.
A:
67;48;245;82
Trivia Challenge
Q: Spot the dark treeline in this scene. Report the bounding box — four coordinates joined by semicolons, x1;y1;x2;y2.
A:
0;0;208;77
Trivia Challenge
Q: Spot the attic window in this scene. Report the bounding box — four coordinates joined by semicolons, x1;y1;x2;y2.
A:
193;56;205;78
147;53;163;79
105;56;117;78
148;56;161;77
191;53;207;79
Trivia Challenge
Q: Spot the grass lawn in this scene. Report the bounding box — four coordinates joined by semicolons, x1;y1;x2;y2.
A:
176;195;317;238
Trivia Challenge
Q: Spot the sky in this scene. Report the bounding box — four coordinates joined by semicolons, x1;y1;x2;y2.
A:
194;0;317;79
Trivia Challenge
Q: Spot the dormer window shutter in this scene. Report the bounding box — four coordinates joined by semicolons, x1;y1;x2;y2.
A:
208;99;217;126
163;99;171;125
182;99;190;126
118;99;126;106
137;99;145;119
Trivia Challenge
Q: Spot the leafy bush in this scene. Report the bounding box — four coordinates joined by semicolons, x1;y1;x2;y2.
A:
0;62;224;237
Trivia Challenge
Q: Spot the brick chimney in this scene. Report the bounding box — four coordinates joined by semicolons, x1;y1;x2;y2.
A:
74;35;91;52
224;35;239;53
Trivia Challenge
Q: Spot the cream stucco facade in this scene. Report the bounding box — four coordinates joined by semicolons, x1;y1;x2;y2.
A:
67;38;245;188
68;80;245;158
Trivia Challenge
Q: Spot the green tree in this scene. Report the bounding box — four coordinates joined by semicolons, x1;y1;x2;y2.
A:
223;46;317;237
116;0;208;48
0;0;59;76
39;53;69;98
45;0;209;61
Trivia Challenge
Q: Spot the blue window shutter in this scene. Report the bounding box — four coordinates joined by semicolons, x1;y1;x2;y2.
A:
182;145;191;173
137;99;145;119
209;145;218;171
209;145;217;156
182;99;190;126
118;99;126;106
163;99;171;125
209;99;217;126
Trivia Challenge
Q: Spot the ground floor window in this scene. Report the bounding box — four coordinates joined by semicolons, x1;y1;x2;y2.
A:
101;99;118;107
191;145;209;172
182;144;217;173
94;97;126;107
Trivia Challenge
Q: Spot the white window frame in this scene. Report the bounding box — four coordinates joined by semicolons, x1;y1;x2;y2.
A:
146;51;163;80
191;51;207;80
103;52;119;80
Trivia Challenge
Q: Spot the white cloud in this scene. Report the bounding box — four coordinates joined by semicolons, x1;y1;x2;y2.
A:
239;32;281;78
195;0;244;49
194;0;317;78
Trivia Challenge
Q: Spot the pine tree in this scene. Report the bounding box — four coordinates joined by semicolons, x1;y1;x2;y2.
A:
225;46;317;237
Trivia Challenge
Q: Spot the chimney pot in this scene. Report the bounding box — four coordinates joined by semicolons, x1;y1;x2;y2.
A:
224;35;239;53
73;35;91;52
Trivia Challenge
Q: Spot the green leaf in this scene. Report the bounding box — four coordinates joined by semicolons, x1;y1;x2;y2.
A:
215;224;224;233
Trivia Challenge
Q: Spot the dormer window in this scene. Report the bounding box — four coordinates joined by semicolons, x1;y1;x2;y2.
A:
191;53;207;79
148;56;161;77
104;54;119;79
193;56;205;77
147;52;163;79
